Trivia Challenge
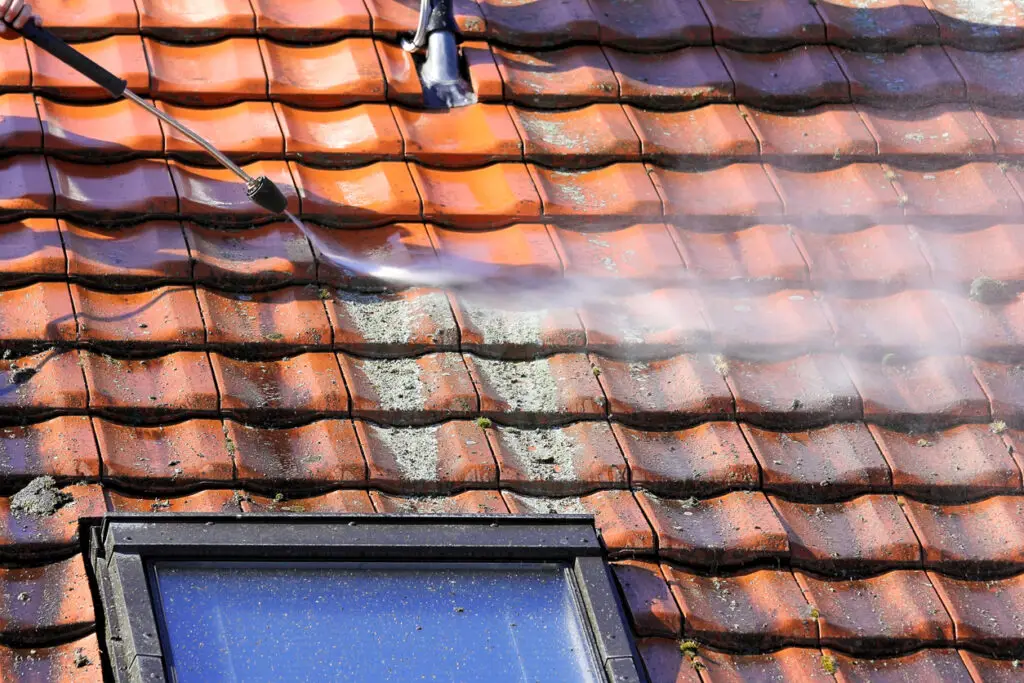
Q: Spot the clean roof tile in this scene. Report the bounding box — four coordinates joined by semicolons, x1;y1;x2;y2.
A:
260;39;385;107
145;38;267;106
62;220;190;287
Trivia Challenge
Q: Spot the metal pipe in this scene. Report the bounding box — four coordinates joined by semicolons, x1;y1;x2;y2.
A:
123;90;253;183
403;0;432;52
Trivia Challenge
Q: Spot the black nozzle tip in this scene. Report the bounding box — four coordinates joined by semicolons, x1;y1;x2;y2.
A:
246;176;288;214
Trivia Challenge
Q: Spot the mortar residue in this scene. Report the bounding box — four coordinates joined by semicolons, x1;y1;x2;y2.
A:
360;358;426;411
498;427;580;484
368;424;441;482
462;302;546;346
337;290;454;346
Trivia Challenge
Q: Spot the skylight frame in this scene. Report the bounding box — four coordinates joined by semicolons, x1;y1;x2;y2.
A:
87;514;646;683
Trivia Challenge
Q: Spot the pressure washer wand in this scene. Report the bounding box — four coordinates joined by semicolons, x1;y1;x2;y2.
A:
5;18;290;216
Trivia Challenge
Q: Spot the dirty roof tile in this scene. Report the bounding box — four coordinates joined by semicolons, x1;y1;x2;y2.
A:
0;38;30;91
249;0;371;40
276;103;402;165
971;358;1024;424
211;352;348;422
578;287;710;357
365;0;485;38
452;293;585;360
768;163;902;221
859;105;994;157
31;0;139;40
550;223;682;281
94;418;233;490
0;636;102;681
741;104;877;158
0;95;36;154
158;101;283;162
0;483;104;559
635;638;703;683
588;0;711;48
651;164;784;221
509;105;637;168
487;421;626;495
60;221;187;287
611;560;681;637
339;352;477;425
743;422;892;500
594;354;734;427
397;104;521;167
0;554;93;642
136;0;255;38
107;489;242;513
959;651;1024;680
931;572;1024;655
771;494;922;571
0;351;87;417
946;49;1024;109
0;94;41;153
184;222;316;288
871;423;1021;502
823;290;960;355
503;489;654;554
902;495;1024;573
492;46;619;108
926;0;1024;49
293;161;421;226
48;158;176;217
372;489;509;514
725;354;863;428
914;223;1024;286
475;0;595;45
71;285;203;349
37;97;163;160
82;351;217;419
314;223;437;289
943;291;1024;358
28;35;148;100
260;39;385;107
719;47;850;108
797;570;953;652
614;421;759;497
196;286;332;351
894;164;1023;217
637;490;789;566
845;355;990;426
0;417;99;485
605;47;734;108
170;160;299;222
695;647;837;682
794;224;931;292
242;489;374;514
673;224;808;286
145;38;267;106
835;46;965;106
228;419;365;491
665;566;816;649
0;283;76;345
625;105;759;164
699;0;825;49
975;109;1024;155
410;164;540;228
327;288;458;356
701;290;833;354
530;164;662;224
359;420;495;494
814;0;939;50
0;156;55;215
826;648;975;681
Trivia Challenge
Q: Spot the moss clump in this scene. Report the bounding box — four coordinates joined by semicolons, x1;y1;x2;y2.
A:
991;420;1008;434
225;437;237;455
970;276;1011;304
678;640;699;658
809;607;820;619
821;654;837;675
591;366;602;377
317;288;332;300
475;416;493;429
713;355;729;377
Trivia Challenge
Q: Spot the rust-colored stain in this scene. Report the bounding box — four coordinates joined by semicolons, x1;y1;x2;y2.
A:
0;0;1023;677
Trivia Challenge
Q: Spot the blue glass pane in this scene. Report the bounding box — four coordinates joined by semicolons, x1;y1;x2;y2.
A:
150;562;603;683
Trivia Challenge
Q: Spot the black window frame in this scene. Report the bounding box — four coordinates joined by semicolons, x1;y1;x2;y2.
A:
86;514;646;683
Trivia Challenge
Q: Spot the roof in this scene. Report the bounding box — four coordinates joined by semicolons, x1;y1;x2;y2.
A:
0;0;1023;679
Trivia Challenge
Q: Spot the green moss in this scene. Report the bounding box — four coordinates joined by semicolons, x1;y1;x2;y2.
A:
809;607;820;619
225;437;237;455
265;332;285;341
821;654;837;675
970;276;1010;304
475;416;493;429
318;288;332;300
991;420;1008;434
591;366;602;377
678;640;699;658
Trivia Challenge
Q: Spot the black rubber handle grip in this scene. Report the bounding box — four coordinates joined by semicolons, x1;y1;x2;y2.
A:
9;18;127;97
